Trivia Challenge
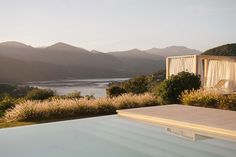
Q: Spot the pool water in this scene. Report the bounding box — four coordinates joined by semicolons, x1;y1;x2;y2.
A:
0;115;235;157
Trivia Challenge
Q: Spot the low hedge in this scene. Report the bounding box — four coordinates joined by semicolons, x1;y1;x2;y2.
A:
181;90;236;111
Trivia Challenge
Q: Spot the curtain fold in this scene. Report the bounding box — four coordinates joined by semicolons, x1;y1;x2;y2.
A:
169;56;195;76
197;58;204;86
206;60;236;91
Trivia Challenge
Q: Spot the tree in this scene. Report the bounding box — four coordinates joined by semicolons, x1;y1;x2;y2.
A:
26;88;55;100
121;76;149;94
106;85;126;97
158;72;201;104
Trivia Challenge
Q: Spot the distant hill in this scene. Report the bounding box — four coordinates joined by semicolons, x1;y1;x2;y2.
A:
202;44;236;56
0;55;132;83
108;49;164;74
146;46;201;57
0;55;66;82
0;41;200;82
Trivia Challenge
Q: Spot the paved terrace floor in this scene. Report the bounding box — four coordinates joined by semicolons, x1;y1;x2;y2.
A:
117;105;236;141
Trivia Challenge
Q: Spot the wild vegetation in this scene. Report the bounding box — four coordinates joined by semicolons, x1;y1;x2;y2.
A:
106;70;166;97
202;43;236;56
0;81;159;125
0;85;57;117
1;70;236;128
157;72;201;104
4;93;159;122
0;84;33;98
26;88;55;100
181;90;236;111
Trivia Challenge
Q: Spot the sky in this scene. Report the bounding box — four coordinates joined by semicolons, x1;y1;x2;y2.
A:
0;0;236;52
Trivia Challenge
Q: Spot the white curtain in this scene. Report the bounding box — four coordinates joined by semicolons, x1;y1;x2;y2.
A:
169;56;195;76
197;58;204;86
206;60;236;91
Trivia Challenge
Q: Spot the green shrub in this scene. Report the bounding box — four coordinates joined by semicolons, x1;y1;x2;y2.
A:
26;88;55;100
0;84;33;98
106;70;166;96
106;85;126;97
181;90;236;111
121;76;150;94
0;95;16;117
158;72;201;104
97;104;116;115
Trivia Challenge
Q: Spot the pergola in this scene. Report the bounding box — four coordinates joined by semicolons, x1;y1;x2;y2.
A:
166;54;236;93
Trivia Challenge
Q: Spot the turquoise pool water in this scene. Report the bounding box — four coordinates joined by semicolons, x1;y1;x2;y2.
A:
0;115;235;157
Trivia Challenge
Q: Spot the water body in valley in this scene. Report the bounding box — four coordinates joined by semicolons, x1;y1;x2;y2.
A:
26;78;129;98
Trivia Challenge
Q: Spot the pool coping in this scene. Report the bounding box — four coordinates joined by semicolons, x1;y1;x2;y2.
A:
117;105;236;141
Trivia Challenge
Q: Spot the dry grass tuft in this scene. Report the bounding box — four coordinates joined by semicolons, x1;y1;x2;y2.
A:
4;93;159;122
181;89;236;110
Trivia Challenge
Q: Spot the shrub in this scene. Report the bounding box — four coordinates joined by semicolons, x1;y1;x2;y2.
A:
84;94;95;100
0;84;33;98
106;70;166;96
218;94;236;111
181;90;220;108
106;85;126;97
158;72;201;104
181;90;236;111
4;93;159;122
0;95;16;117
26;88;55;100
66;91;82;99
121;76;150;94
97;104;116;115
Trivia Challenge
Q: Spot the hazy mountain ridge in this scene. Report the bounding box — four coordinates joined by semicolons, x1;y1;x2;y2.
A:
146;46;201;57
0;41;200;82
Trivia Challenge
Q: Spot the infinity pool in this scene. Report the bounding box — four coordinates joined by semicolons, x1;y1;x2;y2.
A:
0;115;235;157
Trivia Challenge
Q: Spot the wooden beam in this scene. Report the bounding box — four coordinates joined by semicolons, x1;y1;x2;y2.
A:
166;57;169;79
204;59;209;87
194;55;198;74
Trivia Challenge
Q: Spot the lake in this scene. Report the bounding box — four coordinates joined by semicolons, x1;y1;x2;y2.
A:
27;78;129;98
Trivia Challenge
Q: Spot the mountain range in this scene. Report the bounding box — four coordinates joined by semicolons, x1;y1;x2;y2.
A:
0;41;201;82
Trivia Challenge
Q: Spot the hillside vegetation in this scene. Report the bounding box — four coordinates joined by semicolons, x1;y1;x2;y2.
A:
202;43;236;56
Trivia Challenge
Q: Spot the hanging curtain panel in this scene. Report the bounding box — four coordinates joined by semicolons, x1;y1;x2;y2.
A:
169;56;195;76
197;58;204;86
206;60;236;92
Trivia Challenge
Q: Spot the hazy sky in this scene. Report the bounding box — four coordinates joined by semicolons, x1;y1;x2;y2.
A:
0;0;236;52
